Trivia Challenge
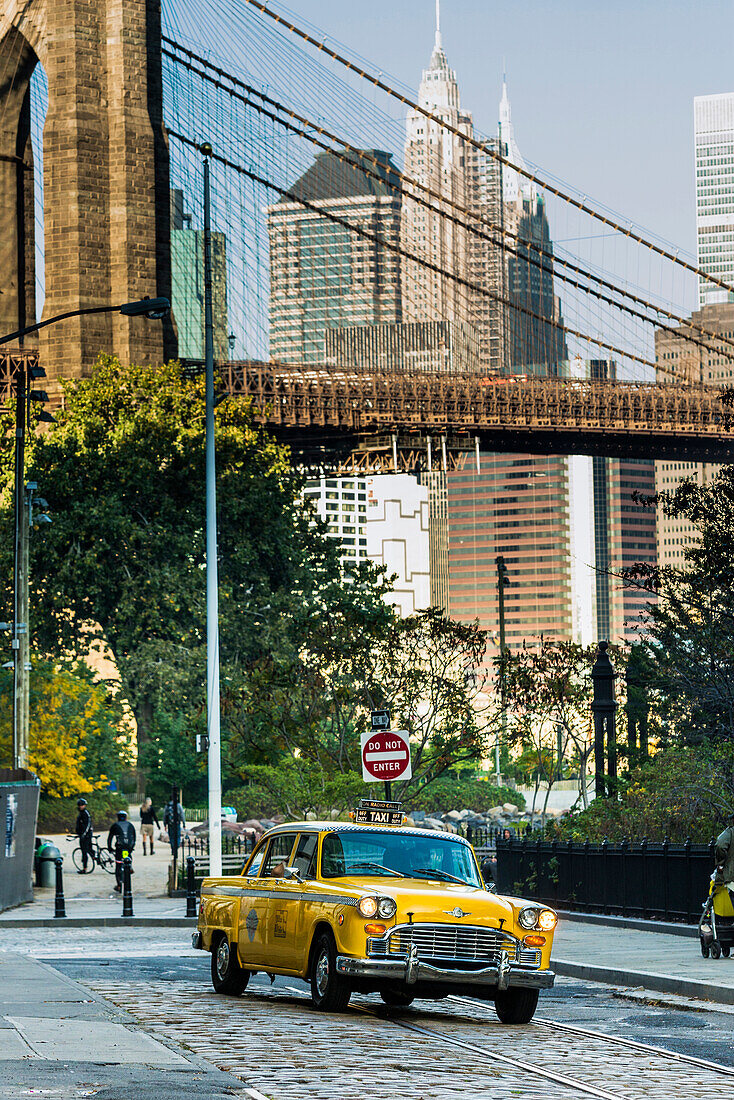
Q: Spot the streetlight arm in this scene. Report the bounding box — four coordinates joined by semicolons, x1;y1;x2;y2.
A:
0;298;170;346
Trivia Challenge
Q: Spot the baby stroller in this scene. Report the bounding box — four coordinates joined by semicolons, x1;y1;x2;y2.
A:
698;871;734;959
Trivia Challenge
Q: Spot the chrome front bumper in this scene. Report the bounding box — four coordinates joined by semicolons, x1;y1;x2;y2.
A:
335;946;554;991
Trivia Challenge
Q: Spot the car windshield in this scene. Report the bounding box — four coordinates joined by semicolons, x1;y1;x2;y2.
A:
321;830;481;887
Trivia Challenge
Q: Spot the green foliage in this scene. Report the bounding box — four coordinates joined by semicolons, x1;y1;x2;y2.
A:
625;465;734;746
0;660;131;797
227;765;366;821
0;356;336;746
546;742;734;842
36;791;129;835
403;773;524;814
137;709;206;808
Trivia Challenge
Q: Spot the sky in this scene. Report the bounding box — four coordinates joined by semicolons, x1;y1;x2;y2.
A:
276;0;734;261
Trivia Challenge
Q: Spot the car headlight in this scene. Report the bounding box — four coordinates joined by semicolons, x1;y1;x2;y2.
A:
377;897;397;919
518;907;540;930
538;909;557;932
358;896;379;918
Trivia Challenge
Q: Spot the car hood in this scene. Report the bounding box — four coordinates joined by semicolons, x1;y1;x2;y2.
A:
331;877;516;926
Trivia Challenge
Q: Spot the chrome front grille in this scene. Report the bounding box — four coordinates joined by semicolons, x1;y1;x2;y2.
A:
367;923;529;965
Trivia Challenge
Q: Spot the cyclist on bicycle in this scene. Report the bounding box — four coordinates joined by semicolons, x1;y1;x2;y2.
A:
75;798;94;873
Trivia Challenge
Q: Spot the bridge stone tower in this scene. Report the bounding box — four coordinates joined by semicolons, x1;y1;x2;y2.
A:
0;0;175;381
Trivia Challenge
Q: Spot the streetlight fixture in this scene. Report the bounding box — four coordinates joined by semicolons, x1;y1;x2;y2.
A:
3;296;170;770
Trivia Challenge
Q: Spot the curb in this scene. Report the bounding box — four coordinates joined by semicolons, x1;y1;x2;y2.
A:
554;957;734;1005
557;910;697;938
0;916;197;928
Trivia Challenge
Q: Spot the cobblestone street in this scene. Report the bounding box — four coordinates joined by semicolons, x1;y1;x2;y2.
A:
85;972;734;1100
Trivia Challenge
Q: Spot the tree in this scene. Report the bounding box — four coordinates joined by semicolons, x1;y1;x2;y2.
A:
226;600;497;813
0;355;349;754
625;465;734;746
0;660;130;797
502;641;607;815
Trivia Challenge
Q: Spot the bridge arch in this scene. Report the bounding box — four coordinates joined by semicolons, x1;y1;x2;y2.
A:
0;0;175;383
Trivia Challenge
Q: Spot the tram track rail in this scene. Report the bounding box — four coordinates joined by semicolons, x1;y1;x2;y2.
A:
451;995;734;1081
283;982;734;1098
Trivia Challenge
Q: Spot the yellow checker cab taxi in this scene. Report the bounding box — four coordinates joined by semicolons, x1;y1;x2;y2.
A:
193;800;557;1023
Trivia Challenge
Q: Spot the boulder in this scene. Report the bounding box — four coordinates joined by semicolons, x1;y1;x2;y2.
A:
502;802;519;816
443;810;463;823
305;811;317;821
404;816;415;827
330;809;341;820
410;810;426;822
243;819;262;831
487;806;504;820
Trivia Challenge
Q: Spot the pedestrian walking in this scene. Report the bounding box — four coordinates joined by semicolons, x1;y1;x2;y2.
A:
163;796;186;857
75;798;94;873
715;812;734;905
107;810;136;892
139;797;160;855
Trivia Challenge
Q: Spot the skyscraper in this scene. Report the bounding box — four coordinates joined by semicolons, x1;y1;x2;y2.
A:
695;93;734;308
400;2;473;328
268;149;402;364
170;189;229;362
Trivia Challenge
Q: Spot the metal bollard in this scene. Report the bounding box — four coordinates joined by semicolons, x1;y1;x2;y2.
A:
54;857;66;919
186;856;197;918
122;855;134;918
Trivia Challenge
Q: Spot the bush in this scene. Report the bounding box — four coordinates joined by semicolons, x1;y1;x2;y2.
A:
545;743;733;843
36;792;129;836
404;774;525;814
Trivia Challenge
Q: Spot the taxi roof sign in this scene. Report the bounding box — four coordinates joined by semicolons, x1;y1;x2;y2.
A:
354;798;404;826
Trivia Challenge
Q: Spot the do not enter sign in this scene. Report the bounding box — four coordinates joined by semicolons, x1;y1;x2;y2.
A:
360;729;412;782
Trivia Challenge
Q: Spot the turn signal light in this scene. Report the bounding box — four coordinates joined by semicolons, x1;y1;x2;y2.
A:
524;935;546;947
364;923;387;935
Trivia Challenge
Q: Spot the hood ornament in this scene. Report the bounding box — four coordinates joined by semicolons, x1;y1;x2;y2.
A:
444;906;472;918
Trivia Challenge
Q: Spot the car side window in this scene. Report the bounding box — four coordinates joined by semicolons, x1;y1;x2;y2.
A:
243;841;267;878
260;833;298;878
292;833;318;879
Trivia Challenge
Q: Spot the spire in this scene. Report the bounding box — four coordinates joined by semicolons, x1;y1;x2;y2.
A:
499;74;511;134
435;0;442;49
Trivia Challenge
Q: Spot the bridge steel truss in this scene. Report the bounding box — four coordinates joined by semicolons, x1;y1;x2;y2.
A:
5;352;734;471
222;361;734;470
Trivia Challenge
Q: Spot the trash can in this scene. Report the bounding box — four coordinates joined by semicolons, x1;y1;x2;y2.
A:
36;842;62;888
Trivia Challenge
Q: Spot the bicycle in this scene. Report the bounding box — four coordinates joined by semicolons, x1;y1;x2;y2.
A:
67;833;116;875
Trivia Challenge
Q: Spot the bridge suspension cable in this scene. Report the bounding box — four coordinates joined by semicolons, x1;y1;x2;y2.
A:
162;37;734;367
167;128;667;374
241;0;733;302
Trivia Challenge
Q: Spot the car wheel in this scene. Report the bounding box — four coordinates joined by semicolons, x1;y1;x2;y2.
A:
494;988;539;1024
701;941;710;958
711;941;722;960
310;933;351;1012
380;990;414;1008
211;935;249;995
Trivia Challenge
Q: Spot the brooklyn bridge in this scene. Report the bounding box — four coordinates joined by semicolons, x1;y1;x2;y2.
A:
0;0;732;471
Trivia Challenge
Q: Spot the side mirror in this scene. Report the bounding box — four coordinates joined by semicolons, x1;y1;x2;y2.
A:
284;865;304;882
484;879;498;893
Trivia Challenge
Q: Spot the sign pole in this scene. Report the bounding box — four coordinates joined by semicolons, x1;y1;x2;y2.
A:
384;780;392;802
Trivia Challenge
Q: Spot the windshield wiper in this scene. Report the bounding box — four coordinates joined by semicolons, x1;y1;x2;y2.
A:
410;866;471;885
346;860;406;878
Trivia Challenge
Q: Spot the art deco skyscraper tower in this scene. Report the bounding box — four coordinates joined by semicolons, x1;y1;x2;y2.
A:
401;1;474;326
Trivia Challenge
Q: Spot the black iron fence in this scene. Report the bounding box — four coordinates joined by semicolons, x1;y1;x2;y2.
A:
496;836;717;924
460;825;525;852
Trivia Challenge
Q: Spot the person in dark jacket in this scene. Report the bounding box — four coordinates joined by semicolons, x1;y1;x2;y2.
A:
75;798;94;873
139;797;160;856
163;798;186;857
107;810;136;892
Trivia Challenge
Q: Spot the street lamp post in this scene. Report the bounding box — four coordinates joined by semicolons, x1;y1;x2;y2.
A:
2;296;169;770
201;143;223;878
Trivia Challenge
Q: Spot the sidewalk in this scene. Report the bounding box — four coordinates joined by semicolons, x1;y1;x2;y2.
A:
0;953;245;1099
553;917;734;1005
